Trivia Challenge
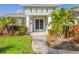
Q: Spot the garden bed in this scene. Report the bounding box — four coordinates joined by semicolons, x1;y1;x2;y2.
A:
47;37;79;51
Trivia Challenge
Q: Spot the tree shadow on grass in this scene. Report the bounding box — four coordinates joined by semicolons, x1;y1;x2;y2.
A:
0;45;15;53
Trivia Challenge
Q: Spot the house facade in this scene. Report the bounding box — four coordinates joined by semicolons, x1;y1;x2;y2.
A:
0;4;57;33
22;4;56;33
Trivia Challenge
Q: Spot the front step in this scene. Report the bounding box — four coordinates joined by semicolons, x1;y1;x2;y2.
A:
31;32;48;41
31;35;47;40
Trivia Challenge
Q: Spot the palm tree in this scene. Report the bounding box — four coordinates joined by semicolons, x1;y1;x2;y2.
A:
7;17;18;35
49;7;77;38
0;17;10;35
0;17;18;35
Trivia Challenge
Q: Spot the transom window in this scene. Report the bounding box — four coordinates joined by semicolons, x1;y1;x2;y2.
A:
26;7;53;13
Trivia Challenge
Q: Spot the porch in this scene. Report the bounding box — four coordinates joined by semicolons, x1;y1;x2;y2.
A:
26;15;51;33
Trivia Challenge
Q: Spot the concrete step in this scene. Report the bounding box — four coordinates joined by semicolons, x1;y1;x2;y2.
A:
31;32;48;40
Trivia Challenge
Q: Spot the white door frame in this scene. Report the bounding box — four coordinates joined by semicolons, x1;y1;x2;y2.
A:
34;18;45;32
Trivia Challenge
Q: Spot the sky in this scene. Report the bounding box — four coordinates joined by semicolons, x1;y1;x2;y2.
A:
0;4;79;15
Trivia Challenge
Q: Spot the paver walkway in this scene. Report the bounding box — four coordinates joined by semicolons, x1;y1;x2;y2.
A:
31;32;58;54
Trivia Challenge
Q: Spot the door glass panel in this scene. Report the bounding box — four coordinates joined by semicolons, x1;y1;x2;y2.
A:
40;19;43;29
35;19;39;29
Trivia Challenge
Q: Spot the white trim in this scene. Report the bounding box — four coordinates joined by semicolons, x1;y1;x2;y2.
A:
34;17;45;32
26;15;30;32
47;16;52;29
26;16;30;27
21;4;57;7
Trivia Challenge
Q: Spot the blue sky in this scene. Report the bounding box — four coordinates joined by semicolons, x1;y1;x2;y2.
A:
0;4;79;15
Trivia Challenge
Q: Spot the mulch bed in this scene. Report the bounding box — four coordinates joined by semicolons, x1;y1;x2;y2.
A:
0;35;25;38
48;38;79;51
0;35;12;37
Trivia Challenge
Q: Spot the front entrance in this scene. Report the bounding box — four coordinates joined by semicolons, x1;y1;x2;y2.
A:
34;18;45;32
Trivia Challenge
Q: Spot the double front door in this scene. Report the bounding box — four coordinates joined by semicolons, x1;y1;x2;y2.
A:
34;18;45;32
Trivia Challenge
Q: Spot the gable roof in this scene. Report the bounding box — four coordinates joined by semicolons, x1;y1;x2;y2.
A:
0;13;26;17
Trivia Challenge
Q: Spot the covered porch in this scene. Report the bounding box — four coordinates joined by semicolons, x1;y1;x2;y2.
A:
26;15;51;33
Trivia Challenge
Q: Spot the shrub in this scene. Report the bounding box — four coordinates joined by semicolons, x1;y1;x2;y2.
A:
47;35;55;42
6;25;28;36
0;27;3;35
47;29;57;43
14;31;20;36
71;25;79;42
19;26;28;35
0;17;28;36
48;29;53;36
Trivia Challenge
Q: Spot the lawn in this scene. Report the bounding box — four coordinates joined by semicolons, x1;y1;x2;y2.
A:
0;35;33;54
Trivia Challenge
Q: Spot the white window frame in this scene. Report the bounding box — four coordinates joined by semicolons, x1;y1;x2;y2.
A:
34;17;45;32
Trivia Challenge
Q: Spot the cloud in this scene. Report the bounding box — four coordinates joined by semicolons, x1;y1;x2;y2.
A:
16;10;23;13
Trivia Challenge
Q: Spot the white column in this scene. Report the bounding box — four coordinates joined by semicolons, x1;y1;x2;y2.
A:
47;16;52;29
30;19;33;32
26;15;30;32
75;19;78;25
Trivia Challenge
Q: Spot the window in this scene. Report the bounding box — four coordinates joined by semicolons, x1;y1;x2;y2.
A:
35;19;44;29
43;8;46;12
48;8;53;12
26;8;30;12
37;8;41;12
32;8;36;12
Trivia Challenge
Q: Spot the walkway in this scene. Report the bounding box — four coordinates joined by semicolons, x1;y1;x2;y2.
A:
31;32;58;54
31;32;79;54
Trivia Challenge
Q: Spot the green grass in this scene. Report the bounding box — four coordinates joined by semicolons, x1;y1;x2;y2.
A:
0;35;33;54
